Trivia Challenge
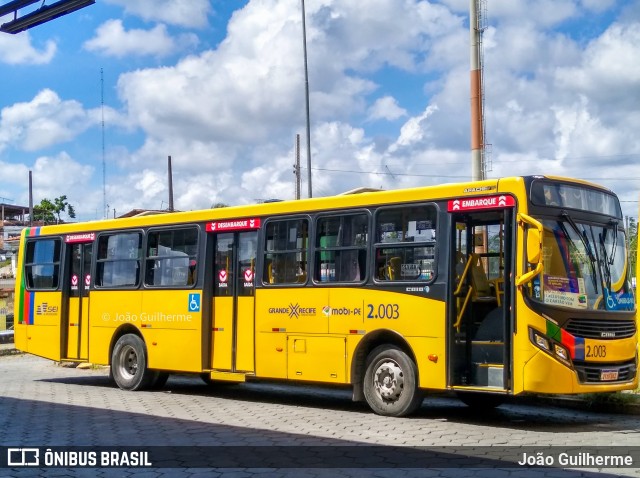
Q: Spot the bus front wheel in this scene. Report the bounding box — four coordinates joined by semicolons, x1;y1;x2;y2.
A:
363;345;423;417
111;334;157;391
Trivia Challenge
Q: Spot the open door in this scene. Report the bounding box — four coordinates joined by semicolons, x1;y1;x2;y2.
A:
447;197;514;393
62;237;93;360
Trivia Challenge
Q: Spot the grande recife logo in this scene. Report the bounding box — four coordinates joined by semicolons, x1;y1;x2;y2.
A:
206;218;261;232
447;195;515;212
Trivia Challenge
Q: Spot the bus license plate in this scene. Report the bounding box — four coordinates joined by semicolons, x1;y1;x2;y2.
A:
600;370;618;381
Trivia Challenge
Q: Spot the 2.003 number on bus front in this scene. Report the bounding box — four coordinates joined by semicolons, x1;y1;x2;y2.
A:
367;304;400;319
586;344;606;358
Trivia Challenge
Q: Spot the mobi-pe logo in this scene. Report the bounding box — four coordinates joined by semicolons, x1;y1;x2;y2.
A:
448;195;515;212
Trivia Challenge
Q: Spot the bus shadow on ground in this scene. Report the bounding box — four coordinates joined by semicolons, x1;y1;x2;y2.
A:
37;371;640;435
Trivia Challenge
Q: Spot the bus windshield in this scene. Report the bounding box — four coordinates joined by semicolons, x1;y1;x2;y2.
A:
532;215;634;311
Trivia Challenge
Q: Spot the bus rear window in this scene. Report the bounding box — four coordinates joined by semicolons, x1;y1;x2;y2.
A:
24;239;61;290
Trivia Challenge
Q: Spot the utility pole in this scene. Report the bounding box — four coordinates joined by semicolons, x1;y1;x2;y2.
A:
470;0;486;181
168;155;174;212
28;171;33;226
301;0;313;198
294;134;301;200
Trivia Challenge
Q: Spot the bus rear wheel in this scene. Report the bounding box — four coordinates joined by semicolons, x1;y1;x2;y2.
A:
363;345;423;417
111;334;157;391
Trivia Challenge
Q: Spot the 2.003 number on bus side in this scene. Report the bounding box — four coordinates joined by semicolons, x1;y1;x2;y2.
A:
367;304;400;319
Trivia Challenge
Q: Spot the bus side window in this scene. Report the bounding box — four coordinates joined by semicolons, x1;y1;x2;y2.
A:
374;205;437;282
95;232;142;288
315;213;368;283
263;218;308;285
24;239;62;290
144;227;198;288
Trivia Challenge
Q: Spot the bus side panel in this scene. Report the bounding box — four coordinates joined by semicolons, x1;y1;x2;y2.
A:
330;288;447;389
254;287;329;379
141;290;202;372
410;336;447;390
287;335;346;382
255;331;287;379
88;290;142;365
22;291;62;361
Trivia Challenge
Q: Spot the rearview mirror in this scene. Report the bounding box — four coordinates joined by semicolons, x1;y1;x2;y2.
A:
527;228;542;264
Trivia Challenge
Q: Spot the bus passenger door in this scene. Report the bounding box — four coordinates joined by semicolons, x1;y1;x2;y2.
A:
210;232;257;373
63;242;92;360
448;205;514;392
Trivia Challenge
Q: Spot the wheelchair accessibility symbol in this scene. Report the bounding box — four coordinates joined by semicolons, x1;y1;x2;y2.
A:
188;293;201;312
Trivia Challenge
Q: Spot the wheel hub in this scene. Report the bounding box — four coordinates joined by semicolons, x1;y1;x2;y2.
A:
373;360;404;402
119;345;138;378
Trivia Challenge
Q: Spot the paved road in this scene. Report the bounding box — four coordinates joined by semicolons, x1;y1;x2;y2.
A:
0;354;639;477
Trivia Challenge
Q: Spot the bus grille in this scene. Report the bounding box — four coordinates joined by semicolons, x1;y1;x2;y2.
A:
573;360;636;384
565;319;636;340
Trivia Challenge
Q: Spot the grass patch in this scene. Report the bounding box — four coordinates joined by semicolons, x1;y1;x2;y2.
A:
579;391;640;411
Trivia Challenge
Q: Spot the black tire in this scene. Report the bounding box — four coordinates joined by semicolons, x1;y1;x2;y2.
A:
457;391;504;409
363;345;423;417
111;334;156;391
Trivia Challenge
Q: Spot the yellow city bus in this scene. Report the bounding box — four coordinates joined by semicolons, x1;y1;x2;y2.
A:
13;175;637;416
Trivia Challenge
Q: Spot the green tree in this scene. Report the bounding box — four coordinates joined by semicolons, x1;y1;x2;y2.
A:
211;202;229;208
33;199;56;224
53;195;76;223
34;195;76;224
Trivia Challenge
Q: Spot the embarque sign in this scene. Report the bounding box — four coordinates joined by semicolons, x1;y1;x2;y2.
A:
447;195;515;212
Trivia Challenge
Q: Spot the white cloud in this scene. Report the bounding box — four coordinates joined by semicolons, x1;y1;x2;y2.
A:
367;96;407;121
105;0;211;28
30;152;94;212
0;33;55;64
0;90;94;152
555;23;640;108
84;20;198;58
390;105;439;151
15;0;633;220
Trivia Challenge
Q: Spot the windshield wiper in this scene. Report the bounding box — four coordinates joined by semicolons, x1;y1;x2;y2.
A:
604;219;619;266
598;221;618;290
560;211;598;293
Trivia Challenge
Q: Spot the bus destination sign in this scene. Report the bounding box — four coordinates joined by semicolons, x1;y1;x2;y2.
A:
206;218;261;232
447;195;515;212
65;233;96;243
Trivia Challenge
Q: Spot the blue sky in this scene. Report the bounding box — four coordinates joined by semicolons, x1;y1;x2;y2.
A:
0;0;638;221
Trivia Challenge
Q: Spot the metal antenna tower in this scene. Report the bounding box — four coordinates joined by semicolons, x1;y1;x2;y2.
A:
470;0;490;180
101;68;107;218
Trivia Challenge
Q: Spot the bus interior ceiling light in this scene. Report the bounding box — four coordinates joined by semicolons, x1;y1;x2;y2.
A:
0;0;95;34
